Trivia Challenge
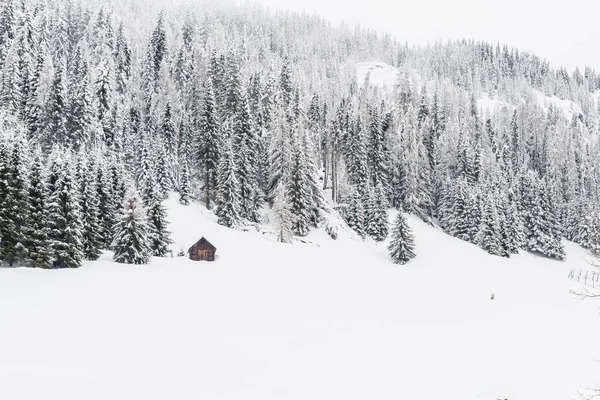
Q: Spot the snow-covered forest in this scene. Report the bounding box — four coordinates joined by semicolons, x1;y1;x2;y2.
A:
1;0;600;268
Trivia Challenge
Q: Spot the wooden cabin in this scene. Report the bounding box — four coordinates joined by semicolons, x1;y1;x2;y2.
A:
188;237;217;261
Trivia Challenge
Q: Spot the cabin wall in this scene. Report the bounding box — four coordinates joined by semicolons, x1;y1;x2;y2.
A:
189;243;216;261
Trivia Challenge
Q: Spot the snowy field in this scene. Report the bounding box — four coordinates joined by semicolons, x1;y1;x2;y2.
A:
1;195;600;400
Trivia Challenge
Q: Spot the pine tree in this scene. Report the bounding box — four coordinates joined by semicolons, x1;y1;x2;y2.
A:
96;162;116;248
366;184;389;241
520;171;565;260
477;194;503;256
145;183;172;257
45;61;68;147
0;142;17;265
233;94;261;222
279;56;294;108
587;211;600;256
271;181;293;243
345;187;366;238
266;109;291;204
388;212;416;265
215;142;241;228
112;189;152;264
25;155;52;268
345;119;368;193
78;159;103;260
179;161;190;205
197;81;221;208
159;102;177;154
68;50;93;148
367;105;389;190
47;161;84;268
287;138;312;236
155;148;171;199
500;194;523;255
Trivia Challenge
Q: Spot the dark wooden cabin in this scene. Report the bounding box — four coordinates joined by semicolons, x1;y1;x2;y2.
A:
188;237;216;261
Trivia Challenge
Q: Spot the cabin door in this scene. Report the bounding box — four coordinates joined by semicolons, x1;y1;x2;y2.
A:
197;250;208;260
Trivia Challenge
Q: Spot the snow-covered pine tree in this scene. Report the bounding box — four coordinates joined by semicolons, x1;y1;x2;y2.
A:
266;107;291;204
197;80;221;209
112;188;152;264
68;50;93;148
95;161;116;248
233;93;261;222
345;187;366;238
77;158;103;261
159;102;177;155
136;143;155;201
25;154;52;268
367;105;389;191
477;194;504;256
271;181;293;243
587;211;600;256
366;183;389;241
0;135;30;266
215;141;241;228
388;212;416;265
145;182;172;257
345;118;368;194
179;161;190;205
287;136;313;236
443;177;471;242
502;196;524;255
520;171;565;260
0;141;13;265
47;159;84;268
44;61;68;147
155;147;171;199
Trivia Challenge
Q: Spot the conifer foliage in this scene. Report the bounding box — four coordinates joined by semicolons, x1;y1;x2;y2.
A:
0;0;600;268
112;189;152;265
388;212;416;265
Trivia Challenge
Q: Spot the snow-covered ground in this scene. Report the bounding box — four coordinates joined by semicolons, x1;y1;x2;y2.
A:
356;61;399;89
532;89;583;118
1;194;600;400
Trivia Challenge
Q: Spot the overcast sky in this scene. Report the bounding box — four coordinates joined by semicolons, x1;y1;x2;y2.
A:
248;0;599;72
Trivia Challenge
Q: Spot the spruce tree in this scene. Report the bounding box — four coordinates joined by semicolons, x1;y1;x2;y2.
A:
197;81;221;208
145;183;172;257
45;61;68;147
96;162;116;248
112;189;152;264
233;94;260;222
47;161;84;268
26;155;52;268
366;184;389;241
215;142;241;228
78;160;103;260
587;211;600;256
345;188;366;238
477;195;503;256
159;102;177;154
287;138;312;236
0;141;18;265
272;181;293;243
388;212;416;265
179;161;190;205
520;171;565;260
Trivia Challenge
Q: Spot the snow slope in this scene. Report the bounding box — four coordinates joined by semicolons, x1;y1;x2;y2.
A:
356;61;399;89
1;194;600;400
533;89;583;118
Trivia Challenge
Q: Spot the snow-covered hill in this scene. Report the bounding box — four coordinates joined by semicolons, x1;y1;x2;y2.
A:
356;61;400;89
1;194;600;400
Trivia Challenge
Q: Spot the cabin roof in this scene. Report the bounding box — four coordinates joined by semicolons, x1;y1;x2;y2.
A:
187;237;217;253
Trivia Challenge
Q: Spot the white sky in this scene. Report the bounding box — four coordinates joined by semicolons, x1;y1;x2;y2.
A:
247;0;600;72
